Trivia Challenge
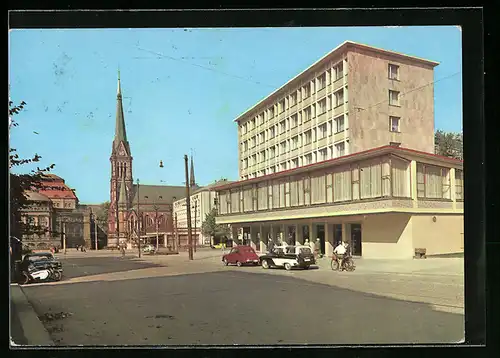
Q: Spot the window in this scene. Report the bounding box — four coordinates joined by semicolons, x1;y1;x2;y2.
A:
417;163;450;199
241;124;247;134
304;154;313;165
243;141;248;151
260;151;266;162
279;99;285;113
271;166;276;174
334;89;344;107
389;90;400;106
280;141;287;154
280;120;286;134
291;114;298;128
334;62;344;80
304;106;312;122
317;73;326;90
292;158;299;168
259;113;265;125
318;148;328;161
259;131;265;144
389;64;399;80
291;136;299;150
455;170;463;200
335;115;345;133
269;127;275;139
335;142;345;157
251;136;256;148
290;92;297;106
317;123;327;140
304;130;312;145
318;98;327;115
251;118;256;129
303;83;311;98
252;154;257;166
389;116;400;132
243;158;248;169
268;106;275;118
270;146;276;157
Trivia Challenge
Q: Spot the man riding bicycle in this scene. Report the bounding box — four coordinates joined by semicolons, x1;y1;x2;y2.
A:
333;241;348;271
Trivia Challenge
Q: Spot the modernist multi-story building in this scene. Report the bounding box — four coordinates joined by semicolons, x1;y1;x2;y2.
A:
173;179;231;247
237;41;438;180
215;41;464;259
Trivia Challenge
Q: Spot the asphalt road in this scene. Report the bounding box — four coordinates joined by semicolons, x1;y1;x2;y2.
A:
20;256;464;346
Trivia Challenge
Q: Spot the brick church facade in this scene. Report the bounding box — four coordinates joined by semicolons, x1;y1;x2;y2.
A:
107;74;194;248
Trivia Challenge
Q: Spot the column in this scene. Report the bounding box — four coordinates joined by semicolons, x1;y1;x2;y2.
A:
260;225;269;253
450;168;456;210
342;222;351;246
311;222;317;242
296;224;303;245
250;226;258;250
410;160;418;208
325;223;334;257
164;233;167;248
231;225;238;245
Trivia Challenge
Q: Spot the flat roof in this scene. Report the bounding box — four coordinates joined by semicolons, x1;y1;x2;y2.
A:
234;40;440;123
213;145;462;191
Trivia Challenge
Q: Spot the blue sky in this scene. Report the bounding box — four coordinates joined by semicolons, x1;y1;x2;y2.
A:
9;26;462;204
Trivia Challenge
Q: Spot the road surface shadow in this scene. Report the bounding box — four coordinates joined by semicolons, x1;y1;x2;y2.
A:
21;270;464;346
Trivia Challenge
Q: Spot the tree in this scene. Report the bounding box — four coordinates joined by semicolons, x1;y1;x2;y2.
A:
96;201;110;227
9;100;57;259
201;207;230;245
435;130;463;160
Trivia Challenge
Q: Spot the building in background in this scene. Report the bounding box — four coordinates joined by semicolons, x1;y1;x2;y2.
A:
173;179;232;247
236;40;439;180
107;73;189;248
215;41;463;259
20;174;92;250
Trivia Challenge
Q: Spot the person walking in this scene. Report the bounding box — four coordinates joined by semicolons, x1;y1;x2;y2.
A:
314;238;321;260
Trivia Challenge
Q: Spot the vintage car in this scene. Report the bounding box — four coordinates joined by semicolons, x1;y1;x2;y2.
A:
259;245;315;270
222;245;260;266
19;252;63;281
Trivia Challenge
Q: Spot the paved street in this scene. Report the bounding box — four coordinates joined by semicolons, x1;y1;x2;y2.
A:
18;250;464;346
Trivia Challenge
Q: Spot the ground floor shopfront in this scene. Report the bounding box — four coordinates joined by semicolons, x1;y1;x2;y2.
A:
228;212;464;259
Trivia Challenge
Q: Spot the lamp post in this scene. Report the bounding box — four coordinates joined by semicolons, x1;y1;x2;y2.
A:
137;178;141;258
184;155;193;260
92;213;99;251
192;198;198;252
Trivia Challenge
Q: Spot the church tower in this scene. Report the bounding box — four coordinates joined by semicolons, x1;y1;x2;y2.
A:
108;71;133;247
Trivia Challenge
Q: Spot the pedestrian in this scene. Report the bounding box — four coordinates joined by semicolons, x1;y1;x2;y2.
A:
268;238;275;253
314;238;321;259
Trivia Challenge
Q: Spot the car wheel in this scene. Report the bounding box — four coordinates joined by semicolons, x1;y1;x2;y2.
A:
303;265;310;270
261;260;270;269
223;258;228;266
284;262;292;271
236;261;242;267
331;259;339;271
53;271;62;281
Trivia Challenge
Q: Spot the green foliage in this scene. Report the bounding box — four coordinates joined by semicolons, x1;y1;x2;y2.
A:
201;207;230;240
96;201;110;225
435;130;463;160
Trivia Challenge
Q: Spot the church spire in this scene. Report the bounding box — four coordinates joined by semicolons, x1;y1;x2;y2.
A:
189;153;196;188
114;70;128;145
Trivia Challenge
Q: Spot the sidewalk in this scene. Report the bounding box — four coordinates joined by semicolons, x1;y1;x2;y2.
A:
10;284;54;346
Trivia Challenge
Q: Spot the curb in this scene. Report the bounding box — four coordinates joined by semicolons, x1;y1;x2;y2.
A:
10;284;54;346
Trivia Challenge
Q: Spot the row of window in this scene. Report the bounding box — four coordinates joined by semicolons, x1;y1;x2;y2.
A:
241;61;346;134
221;160;462;215
242;141;347;180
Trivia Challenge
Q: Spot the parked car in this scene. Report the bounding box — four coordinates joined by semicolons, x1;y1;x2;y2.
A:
18;252;63;284
222;245;260;266
259;245;315;270
142;244;156;254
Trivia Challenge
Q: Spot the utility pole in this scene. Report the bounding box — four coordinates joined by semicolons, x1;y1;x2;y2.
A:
184;155;193;260
63;220;67;254
137;178;141;258
155;205;159;252
94;215;98;250
175;212;179;252
193;198;197;252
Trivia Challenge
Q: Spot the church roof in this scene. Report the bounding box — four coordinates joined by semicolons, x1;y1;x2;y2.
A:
131;184;187;206
118;177;128;205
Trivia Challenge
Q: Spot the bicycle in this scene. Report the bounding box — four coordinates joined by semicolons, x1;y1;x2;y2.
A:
330;253;355;272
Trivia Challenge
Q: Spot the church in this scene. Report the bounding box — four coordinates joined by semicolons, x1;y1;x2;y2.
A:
107;73;196;248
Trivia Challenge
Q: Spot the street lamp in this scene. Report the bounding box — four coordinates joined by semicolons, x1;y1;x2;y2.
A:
59;217;67;255
136;178;141;258
91;213;99;251
191;198;198;252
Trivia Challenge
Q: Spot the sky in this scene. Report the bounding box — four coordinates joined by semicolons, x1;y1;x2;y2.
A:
9;26;462;204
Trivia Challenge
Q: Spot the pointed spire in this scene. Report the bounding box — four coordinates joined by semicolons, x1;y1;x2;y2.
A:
118;176;128;207
190;153;196;188
114;71;128;145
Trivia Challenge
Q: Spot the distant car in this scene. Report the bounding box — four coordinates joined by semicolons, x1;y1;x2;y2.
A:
142;244;156;254
19;252;63;281
259;245;315;270
222;245;260;267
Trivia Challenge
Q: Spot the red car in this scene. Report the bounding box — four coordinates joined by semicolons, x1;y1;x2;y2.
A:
222;246;260;267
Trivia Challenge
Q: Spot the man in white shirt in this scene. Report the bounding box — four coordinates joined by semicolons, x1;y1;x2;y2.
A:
333;241;347;271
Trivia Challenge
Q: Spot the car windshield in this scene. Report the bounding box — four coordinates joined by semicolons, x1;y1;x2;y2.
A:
299;247;312;254
28;255;53;262
286;247;295;254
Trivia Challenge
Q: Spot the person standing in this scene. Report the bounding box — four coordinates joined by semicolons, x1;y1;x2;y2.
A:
314;238;321;260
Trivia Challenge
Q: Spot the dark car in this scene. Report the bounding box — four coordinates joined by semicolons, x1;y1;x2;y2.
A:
20;252;63;274
259;245;316;270
222;246;260;267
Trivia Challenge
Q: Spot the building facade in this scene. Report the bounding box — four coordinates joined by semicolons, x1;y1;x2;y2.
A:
20;174;92;250
107;73;188;248
173;179;230;247
236;41;439;180
215;41;463;259
216;146;463;259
